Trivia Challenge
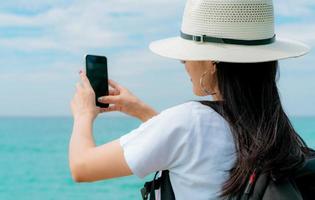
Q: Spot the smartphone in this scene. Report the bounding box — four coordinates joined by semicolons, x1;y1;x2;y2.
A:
85;54;109;108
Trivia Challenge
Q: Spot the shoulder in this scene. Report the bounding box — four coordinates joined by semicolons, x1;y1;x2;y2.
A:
189;100;229;125
155;101;221;127
143;101;195;131
144;100;226;131
160;101;195;115
157;101;213;122
159;100;219;120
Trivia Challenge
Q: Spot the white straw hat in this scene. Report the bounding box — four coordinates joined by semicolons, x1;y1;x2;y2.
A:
149;0;311;63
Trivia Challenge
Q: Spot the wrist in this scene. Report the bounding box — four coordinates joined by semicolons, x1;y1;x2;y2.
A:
74;113;95;122
137;102;158;122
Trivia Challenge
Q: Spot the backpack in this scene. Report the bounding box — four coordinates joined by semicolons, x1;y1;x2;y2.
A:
140;100;315;200
241;150;315;200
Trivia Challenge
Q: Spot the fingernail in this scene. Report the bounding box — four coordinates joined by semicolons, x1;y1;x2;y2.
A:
98;97;103;101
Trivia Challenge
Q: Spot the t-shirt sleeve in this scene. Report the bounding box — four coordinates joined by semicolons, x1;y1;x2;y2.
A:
119;103;193;179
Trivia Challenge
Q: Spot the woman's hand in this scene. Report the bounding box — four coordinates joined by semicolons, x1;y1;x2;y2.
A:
70;71;100;121
98;79;158;122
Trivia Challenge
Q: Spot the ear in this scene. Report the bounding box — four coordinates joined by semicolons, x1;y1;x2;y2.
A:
209;61;217;75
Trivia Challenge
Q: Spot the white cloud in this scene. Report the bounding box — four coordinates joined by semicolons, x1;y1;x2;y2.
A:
0;0;183;53
1;0;314;116
0;0;68;11
0;48;177;88
277;23;315;45
0;13;35;26
0;49;186;116
0;37;59;51
109;50;175;75
275;0;315;17
1;0;313;53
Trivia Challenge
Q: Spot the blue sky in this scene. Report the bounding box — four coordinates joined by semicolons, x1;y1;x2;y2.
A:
0;0;314;117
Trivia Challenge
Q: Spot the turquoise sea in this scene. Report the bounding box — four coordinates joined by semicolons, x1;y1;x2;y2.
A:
0;116;314;200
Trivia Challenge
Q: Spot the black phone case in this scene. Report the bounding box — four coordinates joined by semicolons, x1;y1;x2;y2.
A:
85;55;109;108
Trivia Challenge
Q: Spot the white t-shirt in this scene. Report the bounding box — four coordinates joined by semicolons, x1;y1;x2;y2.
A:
119;100;236;200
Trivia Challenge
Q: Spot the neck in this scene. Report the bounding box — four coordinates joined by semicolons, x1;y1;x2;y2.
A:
212;92;223;101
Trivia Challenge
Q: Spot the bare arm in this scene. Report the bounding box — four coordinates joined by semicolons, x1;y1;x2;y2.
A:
69;71;158;182
69;116;132;182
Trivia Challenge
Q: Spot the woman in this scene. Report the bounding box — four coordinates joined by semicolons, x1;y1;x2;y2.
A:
69;0;311;199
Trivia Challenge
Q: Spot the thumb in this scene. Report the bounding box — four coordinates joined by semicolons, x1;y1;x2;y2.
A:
95;106;102;115
98;95;120;104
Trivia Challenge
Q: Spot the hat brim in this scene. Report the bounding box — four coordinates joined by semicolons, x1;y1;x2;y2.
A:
149;36;310;63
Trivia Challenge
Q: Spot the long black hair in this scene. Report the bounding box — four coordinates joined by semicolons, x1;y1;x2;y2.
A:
211;61;308;199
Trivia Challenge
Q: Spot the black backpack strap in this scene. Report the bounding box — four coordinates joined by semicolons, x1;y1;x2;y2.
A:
294;150;315;200
141;170;175;200
140;100;225;200
160;170;176;199
239;171;270;200
141;171;161;200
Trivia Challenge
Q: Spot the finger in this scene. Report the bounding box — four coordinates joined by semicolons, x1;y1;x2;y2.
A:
76;82;83;91
98;95;120;104
100;105;120;113
72;93;79;103
108;79;123;91
108;88;119;96
79;70;92;88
